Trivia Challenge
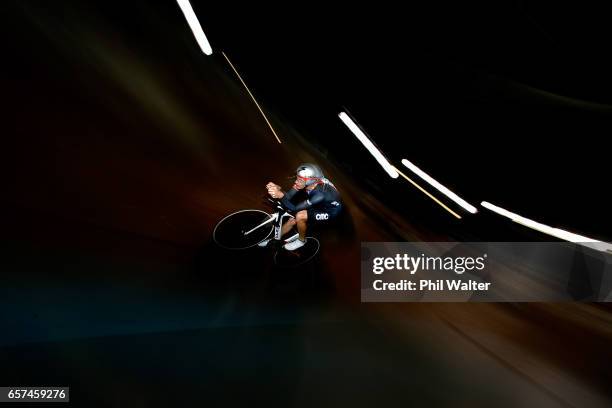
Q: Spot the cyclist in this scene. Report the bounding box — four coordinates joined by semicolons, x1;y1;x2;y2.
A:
262;163;342;250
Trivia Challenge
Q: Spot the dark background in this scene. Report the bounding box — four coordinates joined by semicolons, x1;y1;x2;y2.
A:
192;0;611;240
2;1;612;407
4;0;611;240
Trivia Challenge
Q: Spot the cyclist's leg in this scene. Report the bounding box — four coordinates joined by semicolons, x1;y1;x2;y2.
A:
282;211;308;250
281;217;297;236
295;210;308;241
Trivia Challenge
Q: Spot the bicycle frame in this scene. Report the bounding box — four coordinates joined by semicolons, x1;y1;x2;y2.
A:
243;200;294;242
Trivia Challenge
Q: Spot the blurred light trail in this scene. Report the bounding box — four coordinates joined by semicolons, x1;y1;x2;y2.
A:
222;52;282;144
394;166;462;219
338;112;398;178
401;159;478;214
176;0;213;55
481;201;612;253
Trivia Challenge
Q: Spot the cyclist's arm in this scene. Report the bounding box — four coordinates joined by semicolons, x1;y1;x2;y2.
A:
282;185;299;202
281;190;324;212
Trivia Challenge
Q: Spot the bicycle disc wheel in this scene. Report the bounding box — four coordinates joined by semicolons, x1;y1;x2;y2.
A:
213;209;274;250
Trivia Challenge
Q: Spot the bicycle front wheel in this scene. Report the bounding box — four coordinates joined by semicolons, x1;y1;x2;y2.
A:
213;209;274;250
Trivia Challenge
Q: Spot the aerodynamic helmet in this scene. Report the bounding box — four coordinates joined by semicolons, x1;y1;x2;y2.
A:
296;163;324;186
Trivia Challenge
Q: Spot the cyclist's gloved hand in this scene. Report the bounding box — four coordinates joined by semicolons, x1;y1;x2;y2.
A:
266;182;283;199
